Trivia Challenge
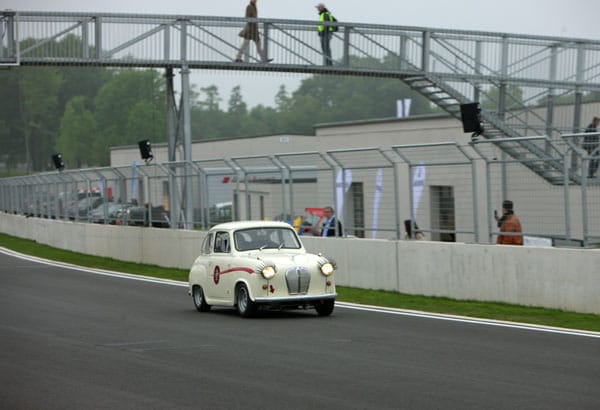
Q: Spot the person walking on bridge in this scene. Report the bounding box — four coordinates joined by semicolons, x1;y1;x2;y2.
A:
316;3;335;66
235;0;272;63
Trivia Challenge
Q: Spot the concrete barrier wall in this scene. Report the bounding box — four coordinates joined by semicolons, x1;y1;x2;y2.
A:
1;213;599;314
302;236;600;314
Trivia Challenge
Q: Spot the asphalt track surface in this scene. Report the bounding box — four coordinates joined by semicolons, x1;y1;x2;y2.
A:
1;249;599;410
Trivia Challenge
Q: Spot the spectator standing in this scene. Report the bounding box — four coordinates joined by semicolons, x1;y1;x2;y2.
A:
316;3;335;66
495;200;523;245
583;116;599;178
321;206;343;237
404;219;425;240
235;0;272;63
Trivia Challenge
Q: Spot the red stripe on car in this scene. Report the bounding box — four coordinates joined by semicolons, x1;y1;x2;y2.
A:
220;267;254;274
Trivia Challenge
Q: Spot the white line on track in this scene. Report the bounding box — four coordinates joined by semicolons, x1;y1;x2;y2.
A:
3;247;600;340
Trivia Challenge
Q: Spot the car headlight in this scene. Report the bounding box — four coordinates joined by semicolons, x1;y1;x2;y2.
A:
320;262;335;276
261;265;276;280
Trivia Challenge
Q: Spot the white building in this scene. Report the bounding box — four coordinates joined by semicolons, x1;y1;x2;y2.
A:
111;107;600;245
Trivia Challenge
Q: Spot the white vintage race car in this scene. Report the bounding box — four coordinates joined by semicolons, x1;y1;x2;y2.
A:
188;221;337;317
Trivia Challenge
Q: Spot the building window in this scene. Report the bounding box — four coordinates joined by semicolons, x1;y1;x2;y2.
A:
430;186;455;242
260;195;265;220
349;182;365;238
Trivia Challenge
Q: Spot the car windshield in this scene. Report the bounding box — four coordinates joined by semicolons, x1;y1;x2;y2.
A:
234;227;301;251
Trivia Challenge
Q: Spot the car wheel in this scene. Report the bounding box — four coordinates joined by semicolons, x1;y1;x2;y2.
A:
192;285;211;312
314;299;335;317
236;284;256;318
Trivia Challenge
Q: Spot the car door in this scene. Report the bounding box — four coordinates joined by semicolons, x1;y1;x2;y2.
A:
205;231;235;305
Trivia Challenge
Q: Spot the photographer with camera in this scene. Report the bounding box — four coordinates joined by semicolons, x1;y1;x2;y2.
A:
494;200;523;245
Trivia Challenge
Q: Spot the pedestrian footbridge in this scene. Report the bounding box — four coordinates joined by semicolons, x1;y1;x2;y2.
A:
2;10;600;184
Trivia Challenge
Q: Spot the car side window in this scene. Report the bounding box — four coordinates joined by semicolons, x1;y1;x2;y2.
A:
214;231;231;253
201;233;213;255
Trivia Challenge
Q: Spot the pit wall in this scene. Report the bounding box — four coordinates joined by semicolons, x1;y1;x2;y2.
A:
1;213;598;315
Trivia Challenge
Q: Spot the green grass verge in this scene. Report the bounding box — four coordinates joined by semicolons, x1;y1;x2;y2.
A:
1;233;599;332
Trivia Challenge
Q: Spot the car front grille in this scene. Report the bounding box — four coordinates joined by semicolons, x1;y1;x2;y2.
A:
285;266;311;295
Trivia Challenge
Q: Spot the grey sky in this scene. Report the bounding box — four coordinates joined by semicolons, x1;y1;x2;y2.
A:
5;0;600;107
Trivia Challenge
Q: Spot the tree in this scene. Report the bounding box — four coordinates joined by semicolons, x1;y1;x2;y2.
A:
197;85;222;112
93;69;165;165
58;66;111;112
275;85;292;113
54;35;112;112
225;86;248;137
535;90;600;107
16;67;64;172
241;105;279;136
125;100;165;144
228;85;248;116
0;69;24;171
291;55;437;125
481;84;525;112
284;94;322;135
1;51;467;173
56;96;97;168
192;85;228;140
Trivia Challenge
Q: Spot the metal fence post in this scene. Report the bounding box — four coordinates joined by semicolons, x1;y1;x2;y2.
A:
563;147;572;243
581;159;589;247
421;30;430;72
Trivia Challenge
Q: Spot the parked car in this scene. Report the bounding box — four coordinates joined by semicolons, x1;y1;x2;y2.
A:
188;221;337;317
117;204;169;228
24;192;55;218
208;201;233;225
89;202;134;224
59;191;101;219
67;196;105;221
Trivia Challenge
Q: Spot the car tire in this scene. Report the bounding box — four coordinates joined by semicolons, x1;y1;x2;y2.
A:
192;285;211;312
314;299;335;317
236;284;256;318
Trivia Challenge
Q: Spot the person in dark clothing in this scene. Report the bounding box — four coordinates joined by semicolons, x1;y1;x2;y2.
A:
321;206;342;237
404;219;425;240
583;116;599;178
235;0;272;63
316;3;335;66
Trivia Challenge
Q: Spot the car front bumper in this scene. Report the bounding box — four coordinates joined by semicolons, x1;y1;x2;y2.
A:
254;293;337;304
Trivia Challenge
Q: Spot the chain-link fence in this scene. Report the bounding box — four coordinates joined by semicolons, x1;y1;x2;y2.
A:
471;135;600;246
1;139;598;246
393;142;478;243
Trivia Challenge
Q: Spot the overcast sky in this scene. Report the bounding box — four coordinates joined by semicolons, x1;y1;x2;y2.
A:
5;0;600;108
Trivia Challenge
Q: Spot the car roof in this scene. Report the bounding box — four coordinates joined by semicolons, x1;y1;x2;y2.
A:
210;220;295;232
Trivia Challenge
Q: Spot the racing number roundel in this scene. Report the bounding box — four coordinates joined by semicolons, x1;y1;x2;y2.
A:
213;265;221;285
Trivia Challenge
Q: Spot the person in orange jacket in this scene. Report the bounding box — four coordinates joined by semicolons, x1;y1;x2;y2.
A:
495;200;523;245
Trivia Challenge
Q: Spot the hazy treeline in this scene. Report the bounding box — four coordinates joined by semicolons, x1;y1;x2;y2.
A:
0;67;434;174
0;35;438;173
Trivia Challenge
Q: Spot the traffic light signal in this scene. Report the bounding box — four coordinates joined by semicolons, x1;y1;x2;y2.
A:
138;139;154;162
52;153;64;170
460;102;484;135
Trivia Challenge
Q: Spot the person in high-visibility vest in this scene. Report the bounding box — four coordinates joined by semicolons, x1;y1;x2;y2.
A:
316;3;335;66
